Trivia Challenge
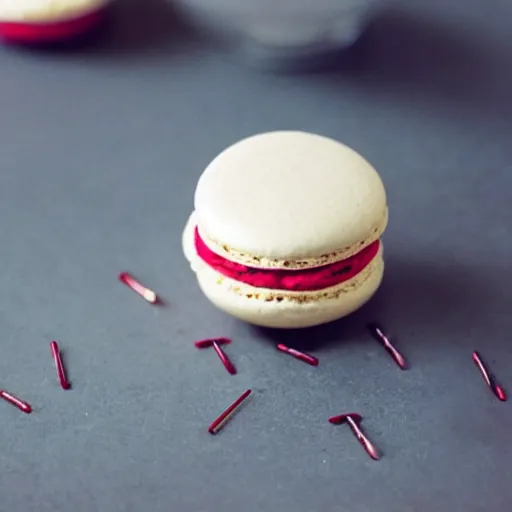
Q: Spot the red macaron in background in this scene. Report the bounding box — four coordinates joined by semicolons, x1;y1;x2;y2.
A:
0;0;113;44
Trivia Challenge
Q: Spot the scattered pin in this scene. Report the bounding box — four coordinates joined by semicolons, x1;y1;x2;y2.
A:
472;351;507;402
276;344;318;367
0;389;32;414
329;413;380;461
194;337;236;374
194;337;231;349
50;340;70;390
119;272;157;303
208;389;252;434
367;322;407;370
212;340;237;375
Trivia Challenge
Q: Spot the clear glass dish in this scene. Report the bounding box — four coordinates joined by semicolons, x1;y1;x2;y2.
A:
172;0;383;69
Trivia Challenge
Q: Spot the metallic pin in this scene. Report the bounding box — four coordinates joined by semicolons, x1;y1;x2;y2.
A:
212;341;237;375
472;351;507;402
367;322;407;369
276;344;318;366
50;340;70;390
119;272;157;303
194;337;236;375
329;413;380;461
0;389;32;414
208;389;252;434
194;337;231;349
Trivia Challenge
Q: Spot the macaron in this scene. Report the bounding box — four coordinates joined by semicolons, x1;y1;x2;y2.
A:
0;0;111;44
182;131;388;329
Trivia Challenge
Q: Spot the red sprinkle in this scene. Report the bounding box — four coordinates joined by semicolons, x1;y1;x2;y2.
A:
212;341;237;375
329;413;379;461
472;351;507;402
194;337;231;349
329;412;362;425
208;389;252;434
276;344;318;366
0;389;32;414
495;385;507;402
119;272;157;303
50;341;70;390
367;322;407;370
346;416;380;461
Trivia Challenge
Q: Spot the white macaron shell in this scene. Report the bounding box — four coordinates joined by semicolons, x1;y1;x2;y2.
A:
0;0;110;23
196;259;383;328
194;131;387;262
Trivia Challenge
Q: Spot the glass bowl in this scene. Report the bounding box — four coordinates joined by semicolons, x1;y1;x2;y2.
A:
172;0;383;68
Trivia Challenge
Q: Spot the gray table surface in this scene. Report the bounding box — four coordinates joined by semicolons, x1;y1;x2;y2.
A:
1;1;512;511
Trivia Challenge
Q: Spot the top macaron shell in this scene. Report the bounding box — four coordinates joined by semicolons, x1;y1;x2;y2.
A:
194;131;387;267
0;0;110;23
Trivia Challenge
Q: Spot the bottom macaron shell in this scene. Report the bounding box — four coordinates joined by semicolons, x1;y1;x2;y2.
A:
197;255;383;329
0;8;107;43
183;213;384;329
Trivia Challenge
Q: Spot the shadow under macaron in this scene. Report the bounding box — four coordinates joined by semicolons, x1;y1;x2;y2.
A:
250;253;497;353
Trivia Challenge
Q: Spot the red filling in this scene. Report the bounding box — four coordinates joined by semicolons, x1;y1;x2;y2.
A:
194;227;380;292
0;9;106;43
